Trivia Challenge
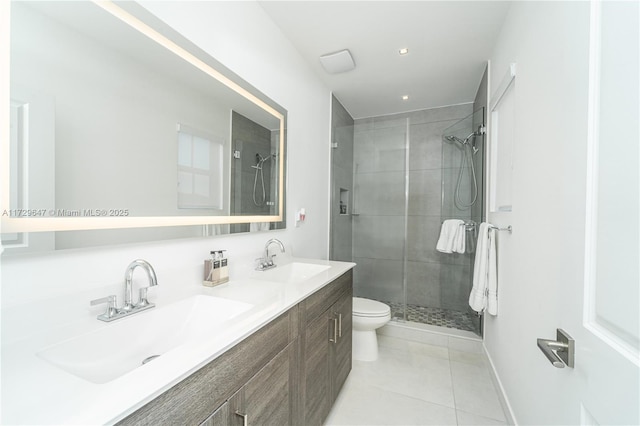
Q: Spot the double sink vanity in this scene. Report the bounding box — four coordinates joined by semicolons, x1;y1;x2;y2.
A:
1;258;355;425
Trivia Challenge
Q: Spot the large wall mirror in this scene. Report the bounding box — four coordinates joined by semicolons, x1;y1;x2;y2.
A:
1;1;287;253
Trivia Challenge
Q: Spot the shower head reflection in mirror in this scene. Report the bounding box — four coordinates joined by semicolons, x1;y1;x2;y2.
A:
252;153;277;207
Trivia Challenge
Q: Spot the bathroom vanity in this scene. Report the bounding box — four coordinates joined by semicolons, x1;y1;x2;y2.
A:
0;259;354;425
119;268;352;426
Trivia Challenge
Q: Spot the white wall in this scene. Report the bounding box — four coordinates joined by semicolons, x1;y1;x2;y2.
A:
1;1;331;308
484;2;591;424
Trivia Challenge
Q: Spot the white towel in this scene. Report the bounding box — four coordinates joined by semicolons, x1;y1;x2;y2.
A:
469;223;498;315
249;222;270;232
436;219;465;254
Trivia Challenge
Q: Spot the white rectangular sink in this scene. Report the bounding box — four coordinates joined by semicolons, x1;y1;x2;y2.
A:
37;295;253;384
252;262;330;284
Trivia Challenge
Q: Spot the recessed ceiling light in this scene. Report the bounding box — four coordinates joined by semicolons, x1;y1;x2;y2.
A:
402;95;409;100
399;48;409;55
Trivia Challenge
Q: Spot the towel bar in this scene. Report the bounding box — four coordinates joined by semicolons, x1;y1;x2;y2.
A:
458;221;477;232
489;225;512;232
453;222;512;233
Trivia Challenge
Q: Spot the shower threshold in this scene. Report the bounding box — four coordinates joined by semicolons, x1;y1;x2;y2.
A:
381;301;479;335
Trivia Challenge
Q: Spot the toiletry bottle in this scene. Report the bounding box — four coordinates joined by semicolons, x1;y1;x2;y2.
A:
204;252;213;285
212;251;221;284
219;250;229;283
204;251;220;286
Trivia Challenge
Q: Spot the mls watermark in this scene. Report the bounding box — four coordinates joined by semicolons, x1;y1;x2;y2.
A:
2;209;130;217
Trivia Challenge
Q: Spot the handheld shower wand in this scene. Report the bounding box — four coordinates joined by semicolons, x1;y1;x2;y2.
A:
251;153;276;206
443;130;481;209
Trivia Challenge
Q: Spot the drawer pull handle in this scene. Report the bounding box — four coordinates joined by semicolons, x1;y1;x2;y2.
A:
329;317;338;344
235;410;248;426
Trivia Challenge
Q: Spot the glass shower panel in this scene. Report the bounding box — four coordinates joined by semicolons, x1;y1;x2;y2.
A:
439;109;485;335
352;119;408;321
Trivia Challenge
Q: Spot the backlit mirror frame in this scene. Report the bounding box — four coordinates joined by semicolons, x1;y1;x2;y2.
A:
1;0;286;234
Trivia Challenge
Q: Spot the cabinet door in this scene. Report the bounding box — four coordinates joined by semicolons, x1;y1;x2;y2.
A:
302;311;331;426
331;290;352;404
237;342;295;426
200;400;230;426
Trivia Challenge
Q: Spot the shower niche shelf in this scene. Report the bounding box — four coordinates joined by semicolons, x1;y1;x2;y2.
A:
339;188;349;215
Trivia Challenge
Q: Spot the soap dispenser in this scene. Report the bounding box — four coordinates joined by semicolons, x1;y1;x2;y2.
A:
219;250;229;283
203;251;220;287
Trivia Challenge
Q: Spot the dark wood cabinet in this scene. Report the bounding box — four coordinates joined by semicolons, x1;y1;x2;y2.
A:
331;289;352;405
201;341;297;426
301;310;332;425
301;271;353;425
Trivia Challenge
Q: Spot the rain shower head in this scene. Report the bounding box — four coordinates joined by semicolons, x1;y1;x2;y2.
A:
445;135;465;144
254;153;277;167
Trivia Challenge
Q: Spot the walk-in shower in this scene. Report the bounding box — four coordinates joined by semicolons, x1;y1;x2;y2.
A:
349;104;485;336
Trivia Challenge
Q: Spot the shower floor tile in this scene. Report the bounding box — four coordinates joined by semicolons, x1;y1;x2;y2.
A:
380;301;479;334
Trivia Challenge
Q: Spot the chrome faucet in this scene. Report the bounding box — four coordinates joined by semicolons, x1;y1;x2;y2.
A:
256;238;285;271
123;259;158;311
90;259;158;322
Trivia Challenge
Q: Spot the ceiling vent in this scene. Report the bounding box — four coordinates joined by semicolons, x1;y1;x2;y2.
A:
319;49;355;74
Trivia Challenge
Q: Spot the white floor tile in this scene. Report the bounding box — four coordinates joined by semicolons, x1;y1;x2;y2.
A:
456;410;507;426
449;349;486;367
326;333;508;426
351;346;455;408
448;337;484;354
450;361;506;422
325;376;457;426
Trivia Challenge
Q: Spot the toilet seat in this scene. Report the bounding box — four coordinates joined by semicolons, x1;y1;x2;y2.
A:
353;297;391;318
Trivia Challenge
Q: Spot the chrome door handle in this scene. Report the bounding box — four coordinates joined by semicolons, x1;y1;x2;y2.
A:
234;410;248;426
537;328;574;368
337;313;343;338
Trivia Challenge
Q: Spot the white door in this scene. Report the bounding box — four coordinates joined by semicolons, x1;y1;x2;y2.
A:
572;1;639;423
487;1;638;424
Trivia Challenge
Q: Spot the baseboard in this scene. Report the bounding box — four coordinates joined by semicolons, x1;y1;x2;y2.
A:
482;342;518;425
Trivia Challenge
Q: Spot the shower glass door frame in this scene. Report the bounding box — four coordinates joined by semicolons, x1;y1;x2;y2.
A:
351;106;485;336
440;108;486;335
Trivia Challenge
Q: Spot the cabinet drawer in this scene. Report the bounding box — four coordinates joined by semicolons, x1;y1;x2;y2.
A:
303;270;352;323
200;340;298;426
117;307;297;426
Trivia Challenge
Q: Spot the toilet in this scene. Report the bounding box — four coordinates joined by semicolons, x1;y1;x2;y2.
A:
352;297;391;361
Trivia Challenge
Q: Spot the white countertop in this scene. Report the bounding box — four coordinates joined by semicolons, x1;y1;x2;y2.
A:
0;258;355;425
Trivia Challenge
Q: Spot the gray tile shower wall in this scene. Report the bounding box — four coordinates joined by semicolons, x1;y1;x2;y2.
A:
353;103;473;308
330;96;355;262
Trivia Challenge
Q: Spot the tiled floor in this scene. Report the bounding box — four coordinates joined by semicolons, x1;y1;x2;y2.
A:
324;334;508;426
